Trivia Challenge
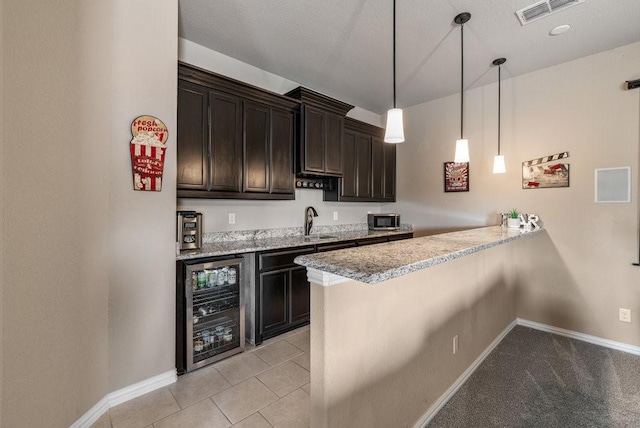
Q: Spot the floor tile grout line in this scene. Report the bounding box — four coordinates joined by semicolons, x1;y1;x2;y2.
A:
257;385;311;427
128;326;310;428
254;373;282;399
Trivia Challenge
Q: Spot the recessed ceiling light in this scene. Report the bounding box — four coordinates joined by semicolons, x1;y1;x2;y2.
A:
549;24;571;35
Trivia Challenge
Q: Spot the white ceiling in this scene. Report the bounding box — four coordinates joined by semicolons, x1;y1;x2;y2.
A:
179;0;640;115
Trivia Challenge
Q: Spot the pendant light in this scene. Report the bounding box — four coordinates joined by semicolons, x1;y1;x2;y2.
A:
384;0;405;143
453;13;470;163
492;58;507;174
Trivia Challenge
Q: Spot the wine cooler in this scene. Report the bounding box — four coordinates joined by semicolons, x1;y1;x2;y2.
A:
176;256;245;373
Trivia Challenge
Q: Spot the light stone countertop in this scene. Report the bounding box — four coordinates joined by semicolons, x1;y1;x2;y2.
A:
294;226;545;284
176;228;413;260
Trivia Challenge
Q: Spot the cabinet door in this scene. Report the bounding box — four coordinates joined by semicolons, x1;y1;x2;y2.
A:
270;108;294;194
341;130;358;198
243;101;270;193
371;137;385;199
260;270;289;335
210;91;242;192
356;134;372;198
177;81;208;190
303;106;325;173
325;113;343;175
290;266;310;325
383;143;396;201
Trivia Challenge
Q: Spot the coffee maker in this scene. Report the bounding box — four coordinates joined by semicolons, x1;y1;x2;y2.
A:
177;211;203;250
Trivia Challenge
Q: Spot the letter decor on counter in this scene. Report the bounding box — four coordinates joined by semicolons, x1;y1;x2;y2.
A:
129;115;169;191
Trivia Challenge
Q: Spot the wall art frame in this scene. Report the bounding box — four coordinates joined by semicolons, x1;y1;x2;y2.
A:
522;151;570;189
444;162;469;192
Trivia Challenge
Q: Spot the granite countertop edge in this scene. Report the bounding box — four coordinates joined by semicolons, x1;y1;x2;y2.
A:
294;226;545;284
176;228;413;260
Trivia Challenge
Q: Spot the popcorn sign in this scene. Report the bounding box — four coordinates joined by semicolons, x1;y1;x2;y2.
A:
130;115;168;191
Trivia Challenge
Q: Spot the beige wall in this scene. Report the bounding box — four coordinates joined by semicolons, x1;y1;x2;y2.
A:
391;42;640;346
311;238;521;427
3;1;110;426
107;0;178;392
2;0;177;425
0;1;4;425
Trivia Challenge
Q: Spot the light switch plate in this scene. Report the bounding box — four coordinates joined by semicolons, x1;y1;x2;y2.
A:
228;213;235;224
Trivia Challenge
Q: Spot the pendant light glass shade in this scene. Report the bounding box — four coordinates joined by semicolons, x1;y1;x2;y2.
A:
492;155;506;173
454;13;471;162
384;0;404;143
384;108;405;143
454;139;469;163
492;57;507;174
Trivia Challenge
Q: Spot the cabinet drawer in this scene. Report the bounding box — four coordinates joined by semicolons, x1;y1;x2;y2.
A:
316;241;357;252
357;237;389;246
259;246;315;272
388;233;413;242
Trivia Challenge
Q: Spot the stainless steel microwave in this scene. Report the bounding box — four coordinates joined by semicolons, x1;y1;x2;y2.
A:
368;213;401;230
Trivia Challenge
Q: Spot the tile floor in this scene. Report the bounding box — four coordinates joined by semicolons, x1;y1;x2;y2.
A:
92;326;310;428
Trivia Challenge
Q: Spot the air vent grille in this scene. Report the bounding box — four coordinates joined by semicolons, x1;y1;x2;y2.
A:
523;3;551;21
516;0;585;25
549;0;578;10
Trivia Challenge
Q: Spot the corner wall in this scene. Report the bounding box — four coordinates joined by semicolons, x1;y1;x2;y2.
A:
392;42;640;346
2;0;178;425
2;1;112;425
108;0;178;391
0;2;4;425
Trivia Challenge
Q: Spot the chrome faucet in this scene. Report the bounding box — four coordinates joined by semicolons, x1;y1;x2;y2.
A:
304;206;319;236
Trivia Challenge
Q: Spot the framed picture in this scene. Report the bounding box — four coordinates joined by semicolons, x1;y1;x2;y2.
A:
522;152;570;189
444;162;469;192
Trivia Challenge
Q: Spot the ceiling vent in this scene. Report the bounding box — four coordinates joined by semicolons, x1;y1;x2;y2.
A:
516;0;585;25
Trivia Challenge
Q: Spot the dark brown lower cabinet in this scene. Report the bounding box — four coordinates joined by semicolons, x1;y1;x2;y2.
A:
256;246;314;344
290;266;311;324
260;269;289;334
254;233;413;344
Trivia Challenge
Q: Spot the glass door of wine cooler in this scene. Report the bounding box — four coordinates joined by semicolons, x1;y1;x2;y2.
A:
185;258;245;372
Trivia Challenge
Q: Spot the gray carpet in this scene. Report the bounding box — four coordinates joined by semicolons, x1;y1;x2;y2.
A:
427;326;640;427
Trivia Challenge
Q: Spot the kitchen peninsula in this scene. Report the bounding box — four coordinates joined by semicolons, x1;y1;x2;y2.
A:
294;226;545;427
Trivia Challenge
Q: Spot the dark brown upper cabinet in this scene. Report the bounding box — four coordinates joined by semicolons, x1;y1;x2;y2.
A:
285;87;354;177
242;101;295;195
324;117;396;202
177;80;211;191
178;62;298;200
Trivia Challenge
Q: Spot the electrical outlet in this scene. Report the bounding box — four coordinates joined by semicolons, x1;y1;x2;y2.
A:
453;335;459;354
619;308;631;323
228;213;235;224
333;211;338;221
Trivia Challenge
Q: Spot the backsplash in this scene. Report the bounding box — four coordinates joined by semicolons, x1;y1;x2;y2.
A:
203;223;412;243
178;188;386;233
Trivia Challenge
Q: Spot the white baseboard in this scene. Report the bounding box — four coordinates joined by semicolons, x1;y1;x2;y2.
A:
69;396;110;428
70;369;177;428
517;318;640;356
414;318;640;427
414;319;518;428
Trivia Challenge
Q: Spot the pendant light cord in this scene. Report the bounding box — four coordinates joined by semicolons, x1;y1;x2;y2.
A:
460;22;464;139
497;64;501;155
393;0;397;109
